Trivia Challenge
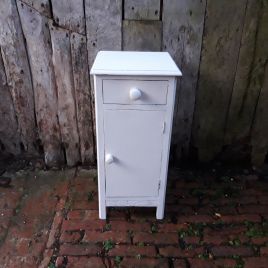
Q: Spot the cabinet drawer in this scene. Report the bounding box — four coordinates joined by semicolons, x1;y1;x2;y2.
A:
102;79;168;105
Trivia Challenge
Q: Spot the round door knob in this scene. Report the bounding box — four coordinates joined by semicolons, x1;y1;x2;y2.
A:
105;154;114;164
129;88;142;101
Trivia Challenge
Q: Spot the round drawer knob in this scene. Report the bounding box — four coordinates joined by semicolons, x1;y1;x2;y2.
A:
129;87;142;101
105;154;114;164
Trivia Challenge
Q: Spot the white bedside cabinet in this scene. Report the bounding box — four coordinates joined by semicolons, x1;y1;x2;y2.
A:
90;51;182;219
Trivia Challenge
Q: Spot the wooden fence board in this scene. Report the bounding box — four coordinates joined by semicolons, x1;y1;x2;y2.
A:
0;0;37;154
123;20;162;51
49;23;81;166
251;63;268;166
192;0;247;162
162;0;206;160
17;1;64;166
124;0;160;20
20;0;51;18
225;0;262;145
71;32;95;164
0;50;20;155
51;0;85;34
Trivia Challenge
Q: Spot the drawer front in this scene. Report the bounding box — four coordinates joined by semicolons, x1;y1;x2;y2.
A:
102;79;168;105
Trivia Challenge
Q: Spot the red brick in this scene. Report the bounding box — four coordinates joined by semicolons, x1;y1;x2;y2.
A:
177;215;214;224
159;246;203;258
188;258;236;268
260;247;268;256
251;237;268;245
244;257;268;268
83;230;130;244
220;214;261;224
67;210;99;220
61;219;106;231
47;211;63;248
158;223;187;233
133;232;178;245
258;195;268;205
173;259;187;268
109;245;156;257
211;246;254;257
72;200;99;210
238;205;268;214
107;209;128;220
60;231;81;243
234;196;258;205
39;249;53;267
59;244;100;256
109;221;151;232
66;257;105;268
183;236;200;244
56;256;65;267
214;258;237;267
120;257;169;268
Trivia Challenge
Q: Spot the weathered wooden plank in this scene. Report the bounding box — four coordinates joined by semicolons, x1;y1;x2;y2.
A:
85;0;122;69
70;32;95;164
162;0;206;160
0;0;37;154
20;0;51;18
49;23;81;166
51;0;85;34
124;0;160;20
0;49;21;156
123;20;162;51
225;0;262;145
251;63;268;166
192;0;247;162
17;1;64;166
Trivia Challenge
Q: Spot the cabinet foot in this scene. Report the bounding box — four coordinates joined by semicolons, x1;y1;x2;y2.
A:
156;206;164;220
99;207;106;220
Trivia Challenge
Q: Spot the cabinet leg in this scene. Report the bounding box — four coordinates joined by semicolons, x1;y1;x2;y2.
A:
99;204;106;220
156;205;164;220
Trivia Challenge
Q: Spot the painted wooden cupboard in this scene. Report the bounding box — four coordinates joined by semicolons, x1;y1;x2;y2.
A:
91;51;182;219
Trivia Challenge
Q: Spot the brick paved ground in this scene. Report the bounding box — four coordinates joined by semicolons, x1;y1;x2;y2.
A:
0;166;268;267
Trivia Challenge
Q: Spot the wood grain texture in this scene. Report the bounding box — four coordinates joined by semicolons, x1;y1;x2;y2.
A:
225;0;262;145
51;0;85;34
251;63;268;166
18;1;64;166
163;0;206;160
20;0;51;18
123;20;162;51
192;0;247;162
0;0;37;154
0;50;20;155
49;23;81;166
71;32;95;164
124;0;160;20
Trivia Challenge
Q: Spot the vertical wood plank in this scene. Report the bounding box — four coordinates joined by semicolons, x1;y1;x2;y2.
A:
124;0;160;20
85;0;122;69
225;0;262;145
0;0;37;154
123;20;162;51
251;63;268;166
20;0;51;18
0;49;21;155
17;1;64;166
71;32;95;164
49;23;81;166
162;0;206;160
51;0;85;34
192;0;247;162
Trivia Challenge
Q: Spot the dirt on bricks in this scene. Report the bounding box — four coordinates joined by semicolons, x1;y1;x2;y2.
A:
0;166;268;267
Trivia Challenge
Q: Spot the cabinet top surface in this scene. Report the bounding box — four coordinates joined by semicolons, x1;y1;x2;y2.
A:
90;51;182;76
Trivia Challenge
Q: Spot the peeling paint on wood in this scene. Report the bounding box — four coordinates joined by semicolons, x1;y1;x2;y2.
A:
193;0;247;162
20;0;51;18
51;0;85;34
0;0;37;154
124;0;160;20
18;1;64;166
71;32;95;164
123;20;162;51
49;23;81;166
163;0;206;160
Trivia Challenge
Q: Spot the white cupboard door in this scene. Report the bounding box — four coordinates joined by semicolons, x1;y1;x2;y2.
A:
104;110;165;197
